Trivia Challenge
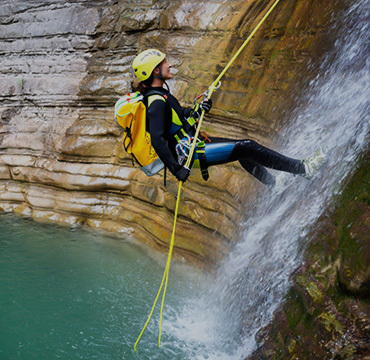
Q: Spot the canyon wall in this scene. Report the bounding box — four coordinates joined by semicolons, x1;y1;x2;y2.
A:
248;151;370;360
0;0;340;266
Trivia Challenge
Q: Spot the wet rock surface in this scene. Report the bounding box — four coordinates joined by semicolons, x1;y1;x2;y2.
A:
0;0;343;266
2;1;368;357
247;151;370;360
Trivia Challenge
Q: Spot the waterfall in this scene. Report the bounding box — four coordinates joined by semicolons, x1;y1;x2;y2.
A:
1;1;367;359
166;1;369;358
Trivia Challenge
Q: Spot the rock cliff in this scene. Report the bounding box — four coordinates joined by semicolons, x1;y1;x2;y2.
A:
0;0;341;266
247;150;370;360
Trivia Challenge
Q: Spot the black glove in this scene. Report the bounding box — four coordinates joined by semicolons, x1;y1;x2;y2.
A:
175;166;191;182
199;98;212;113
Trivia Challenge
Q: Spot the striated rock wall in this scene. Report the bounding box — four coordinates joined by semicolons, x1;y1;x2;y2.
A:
0;0;341;266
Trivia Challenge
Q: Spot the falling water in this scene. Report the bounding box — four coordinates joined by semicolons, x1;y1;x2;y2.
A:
1;1;368;360
167;0;369;358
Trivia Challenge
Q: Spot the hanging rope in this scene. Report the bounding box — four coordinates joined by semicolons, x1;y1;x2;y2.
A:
134;0;281;351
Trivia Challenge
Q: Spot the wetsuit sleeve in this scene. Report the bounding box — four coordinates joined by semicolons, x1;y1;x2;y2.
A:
147;99;182;175
183;107;192;118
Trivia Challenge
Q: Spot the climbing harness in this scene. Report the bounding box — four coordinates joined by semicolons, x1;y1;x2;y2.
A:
175;137;194;165
134;0;282;350
175;136;208;179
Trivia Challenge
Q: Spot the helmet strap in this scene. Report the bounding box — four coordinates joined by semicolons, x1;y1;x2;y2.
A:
153;64;170;92
153;64;164;81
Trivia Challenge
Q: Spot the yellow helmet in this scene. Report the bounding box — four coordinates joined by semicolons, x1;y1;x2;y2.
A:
132;49;166;82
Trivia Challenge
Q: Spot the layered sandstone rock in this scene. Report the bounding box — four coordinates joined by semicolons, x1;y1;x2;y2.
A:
0;0;340;266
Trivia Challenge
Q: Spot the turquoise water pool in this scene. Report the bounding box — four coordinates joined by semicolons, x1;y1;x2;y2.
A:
0;214;209;360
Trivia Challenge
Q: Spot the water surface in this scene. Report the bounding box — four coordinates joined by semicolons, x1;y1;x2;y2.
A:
0;214;210;360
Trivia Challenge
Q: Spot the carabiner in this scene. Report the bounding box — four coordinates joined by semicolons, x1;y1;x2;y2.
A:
193;81;221;104
210;81;221;93
193;91;209;105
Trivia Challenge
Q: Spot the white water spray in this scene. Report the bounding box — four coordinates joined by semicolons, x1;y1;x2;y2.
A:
166;1;369;358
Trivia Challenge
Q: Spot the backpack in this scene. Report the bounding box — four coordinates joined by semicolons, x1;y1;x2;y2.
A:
115;91;165;176
115;90;210;180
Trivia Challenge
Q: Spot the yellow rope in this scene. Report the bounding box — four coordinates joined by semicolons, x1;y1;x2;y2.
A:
134;0;281;351
134;181;183;351
210;0;282;94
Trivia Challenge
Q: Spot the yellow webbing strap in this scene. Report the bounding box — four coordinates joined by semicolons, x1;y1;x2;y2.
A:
134;0;281;350
147;94;165;107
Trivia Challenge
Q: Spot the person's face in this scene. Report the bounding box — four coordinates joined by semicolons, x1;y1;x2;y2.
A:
159;58;173;80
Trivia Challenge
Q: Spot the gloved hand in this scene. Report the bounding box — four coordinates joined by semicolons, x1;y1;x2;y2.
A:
175;166;191;182
199;98;212;113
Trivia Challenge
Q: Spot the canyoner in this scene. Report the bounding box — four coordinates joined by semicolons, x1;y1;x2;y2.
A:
113;0;327;351
115;50;211;180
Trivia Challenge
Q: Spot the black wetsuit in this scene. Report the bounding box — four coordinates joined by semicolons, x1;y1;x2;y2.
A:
146;87;305;186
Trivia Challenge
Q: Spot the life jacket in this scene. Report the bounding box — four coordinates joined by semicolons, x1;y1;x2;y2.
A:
115;89;209;179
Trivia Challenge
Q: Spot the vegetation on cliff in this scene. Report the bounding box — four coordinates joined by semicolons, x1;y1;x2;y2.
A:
249;150;370;359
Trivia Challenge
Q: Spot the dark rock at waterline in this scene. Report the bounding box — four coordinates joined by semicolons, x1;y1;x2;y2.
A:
247;151;370;360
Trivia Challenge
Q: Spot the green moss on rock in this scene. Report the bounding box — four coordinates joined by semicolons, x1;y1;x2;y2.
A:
248;151;370;359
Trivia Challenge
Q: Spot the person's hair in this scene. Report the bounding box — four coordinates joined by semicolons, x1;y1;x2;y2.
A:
131;72;154;94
